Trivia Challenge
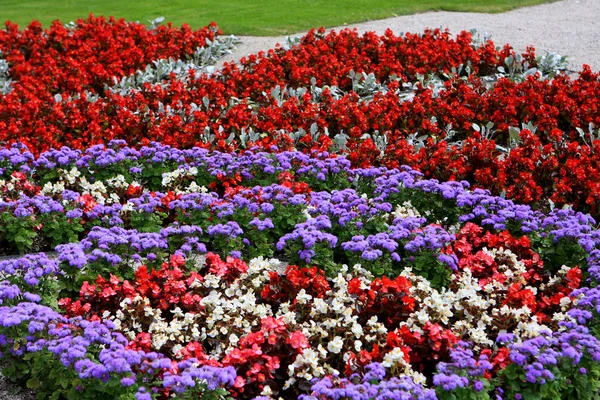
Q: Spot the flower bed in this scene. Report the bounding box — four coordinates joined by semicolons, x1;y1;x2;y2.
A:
2;142;600;399
3;16;600;400
3;19;600;215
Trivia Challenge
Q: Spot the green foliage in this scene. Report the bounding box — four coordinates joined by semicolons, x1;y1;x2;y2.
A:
128;210;166;233
530;234;589;275
436;385;492;400
2;351;134;400
495;357;600;400
139;161;180;191
282;238;338;276
297;171;352;193
39;213;85;248
0;212;38;253
405;251;452;290
386;187;465;228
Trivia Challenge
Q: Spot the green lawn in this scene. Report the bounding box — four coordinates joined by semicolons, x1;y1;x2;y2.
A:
1;0;553;36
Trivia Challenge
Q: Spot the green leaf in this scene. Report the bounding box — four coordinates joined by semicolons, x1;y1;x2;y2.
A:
26;377;40;390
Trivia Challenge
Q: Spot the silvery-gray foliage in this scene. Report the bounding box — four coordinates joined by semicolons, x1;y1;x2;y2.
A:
283;36;301;51
149;17;166;30
472;121;496;140
349;70;386;99
536;51;569;76
0;52;12;95
107;35;240;95
468;30;568;83
63;21;77;30
469;29;493;49
497;51;568;83
577;122;600;148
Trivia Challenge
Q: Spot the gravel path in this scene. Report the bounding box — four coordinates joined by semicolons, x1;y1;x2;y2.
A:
218;0;600;72
1;0;598;398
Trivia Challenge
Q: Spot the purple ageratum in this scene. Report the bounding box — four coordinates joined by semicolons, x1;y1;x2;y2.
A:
161;224;207;253
162;363;236;393
0;143;34;177
499;324;600;385
249;217;275;231
75;226;172;269
276;216;338;262
0;302;235;394
0;195;65;217
7;143;600;398
169;192;220;211
404;225;454;254
433;341;492;392
300;362;437;400
0;281;22;304
207;221;244;238
0;253;62;286
33;146;81;170
342;232;400;262
56;242;88;270
82;226;168;253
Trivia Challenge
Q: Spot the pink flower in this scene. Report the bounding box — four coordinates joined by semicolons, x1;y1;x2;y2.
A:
288;331;309;350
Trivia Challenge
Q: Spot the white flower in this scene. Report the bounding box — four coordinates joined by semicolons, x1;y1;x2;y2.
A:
327;336;344;354
351;323;363;337
296;289;312;304
172;344;183;355
560;296;571;310
260;386;273;396
468;326;493;347
382;347;405;368
392;201;421;219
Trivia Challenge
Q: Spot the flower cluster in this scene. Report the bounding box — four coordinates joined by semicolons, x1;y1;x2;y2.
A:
0;144;599;398
2;21;600;215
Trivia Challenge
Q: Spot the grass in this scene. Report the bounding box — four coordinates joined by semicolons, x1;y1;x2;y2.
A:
1;0;553;36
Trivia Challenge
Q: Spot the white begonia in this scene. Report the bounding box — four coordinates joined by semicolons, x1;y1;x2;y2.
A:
311;298;329;315
63;167;81;185
40;181;66;195
515;319;551;339
121;201;135;213
208;329;219;338
327;336;344;354
296;289;312;304
161;169;181;187
468;326;493;347
350;264;374;280
351;323;363;337
203;275;222;289
106;174;128;189
392;201;421;219
317;344;328;358
382;347;406;368
302;208;313;221
172;344;183;355
559;296;571;310
260;386;273;397
412;309;430;325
